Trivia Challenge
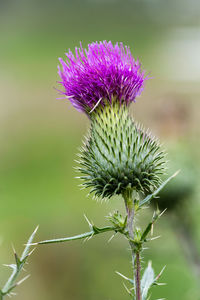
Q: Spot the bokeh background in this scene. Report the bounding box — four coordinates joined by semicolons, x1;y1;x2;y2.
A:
0;0;200;299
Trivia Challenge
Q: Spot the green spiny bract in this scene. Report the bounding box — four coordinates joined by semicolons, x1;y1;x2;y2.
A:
77;101;165;200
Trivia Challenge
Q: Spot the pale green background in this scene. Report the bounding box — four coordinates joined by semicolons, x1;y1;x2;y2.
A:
0;1;200;299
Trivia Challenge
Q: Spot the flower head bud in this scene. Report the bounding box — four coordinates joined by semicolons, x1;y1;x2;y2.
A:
107;211;127;230
78;101;165;199
58;41;146;113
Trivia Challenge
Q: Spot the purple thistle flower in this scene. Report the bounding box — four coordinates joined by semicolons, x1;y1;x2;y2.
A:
58;41;147;113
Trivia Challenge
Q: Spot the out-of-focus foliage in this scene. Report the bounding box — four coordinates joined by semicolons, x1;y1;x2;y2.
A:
152;143;197;211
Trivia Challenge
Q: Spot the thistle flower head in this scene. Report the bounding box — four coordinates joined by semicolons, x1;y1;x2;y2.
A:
58;41;146;113
78;101;165;200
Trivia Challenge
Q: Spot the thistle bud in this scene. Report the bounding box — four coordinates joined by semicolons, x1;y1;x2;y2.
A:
107;211;127;230
78;101;165;199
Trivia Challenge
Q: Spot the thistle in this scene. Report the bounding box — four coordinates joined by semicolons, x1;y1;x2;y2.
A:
59;41;165;199
35;41;178;300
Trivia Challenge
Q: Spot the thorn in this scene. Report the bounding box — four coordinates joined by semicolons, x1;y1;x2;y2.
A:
151;224;154;236
82;234;94;243
10;292;17;296
159;208;167;218
147;235;161;241
11;244;16;255
33;225;39;235
115;271;133;284
26;242;37;246
28;248;36;257
82;237;89;243
122;283;133;297
84;214;93;228
156;265;166;281
116;271;129;280
3;264;16;270
16;274;30;286
86;234;94;241
172;169;180;177
107;234;116;243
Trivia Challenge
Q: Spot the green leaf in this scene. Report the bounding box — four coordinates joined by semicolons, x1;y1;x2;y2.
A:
141;262;155;300
141;209;166;242
139;171;180;208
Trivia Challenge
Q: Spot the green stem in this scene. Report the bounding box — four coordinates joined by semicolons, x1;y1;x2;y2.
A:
123;188;141;300
135;251;141;300
124;194;134;241
35;225;116;245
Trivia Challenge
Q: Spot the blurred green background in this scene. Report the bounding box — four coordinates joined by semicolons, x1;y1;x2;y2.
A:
0;0;200;299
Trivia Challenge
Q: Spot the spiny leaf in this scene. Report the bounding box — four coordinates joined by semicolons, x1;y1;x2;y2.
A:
141;261;155;300
1;227;38;298
141;262;166;300
141;209;166;242
21;225;39;261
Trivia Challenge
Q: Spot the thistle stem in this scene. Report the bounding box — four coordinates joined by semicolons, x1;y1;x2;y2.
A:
123;189;141;300
135;251;141;300
125;199;134;241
